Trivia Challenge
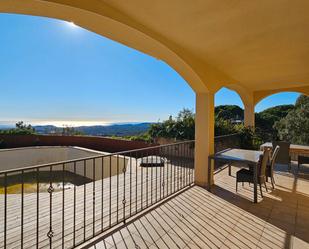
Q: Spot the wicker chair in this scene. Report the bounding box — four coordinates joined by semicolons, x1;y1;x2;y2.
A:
236;148;271;198
298;155;309;172
272;141;291;170
266;145;280;189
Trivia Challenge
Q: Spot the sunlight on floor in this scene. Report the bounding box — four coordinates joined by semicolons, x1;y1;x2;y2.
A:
88;163;309;249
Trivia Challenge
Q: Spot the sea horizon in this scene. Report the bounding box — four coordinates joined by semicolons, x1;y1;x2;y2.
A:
0;120;153;128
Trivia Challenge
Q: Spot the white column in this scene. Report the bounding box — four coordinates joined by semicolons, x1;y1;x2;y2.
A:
194;92;215;187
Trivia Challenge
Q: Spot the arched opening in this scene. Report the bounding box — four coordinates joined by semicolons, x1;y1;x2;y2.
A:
255;91;303;109
0;12;200;249
254;91;308;145
0;0;208;93
0;4;217;197
212;87;247;158
214;87;245;135
0;13;195;128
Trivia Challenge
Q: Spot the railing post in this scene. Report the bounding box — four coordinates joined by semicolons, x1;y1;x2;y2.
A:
47;166;54;249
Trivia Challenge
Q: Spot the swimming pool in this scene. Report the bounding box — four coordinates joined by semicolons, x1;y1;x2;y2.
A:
0;146;128;193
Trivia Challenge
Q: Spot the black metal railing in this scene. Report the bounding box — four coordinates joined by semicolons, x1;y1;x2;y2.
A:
214;133;241;153
0;141;194;249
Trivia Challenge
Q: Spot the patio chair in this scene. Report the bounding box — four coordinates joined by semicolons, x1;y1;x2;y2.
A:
298;155;309;172
236;148;270;198
266;145;280;189
272;141;291;171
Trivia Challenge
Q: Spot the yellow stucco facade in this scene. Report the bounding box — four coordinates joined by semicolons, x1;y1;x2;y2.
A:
1;0;309;187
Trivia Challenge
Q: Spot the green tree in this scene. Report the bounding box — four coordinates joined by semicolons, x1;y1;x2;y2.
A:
274;95;309;145
215;105;244;120
0;121;35;135
295;94;308;108
215;118;238;136
148;108;195;140
61;126;84;136
148;108;241;140
255;104;294;141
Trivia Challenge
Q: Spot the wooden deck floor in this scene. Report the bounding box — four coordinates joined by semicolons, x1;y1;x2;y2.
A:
87;162;309;249
0;157;194;249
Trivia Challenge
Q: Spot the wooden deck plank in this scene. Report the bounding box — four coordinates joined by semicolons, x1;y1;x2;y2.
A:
0;157;194;249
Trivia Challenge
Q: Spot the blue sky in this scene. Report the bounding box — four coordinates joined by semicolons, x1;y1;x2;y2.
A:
0;14;300;126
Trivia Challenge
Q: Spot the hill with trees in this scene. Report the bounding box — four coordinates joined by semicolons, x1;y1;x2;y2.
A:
147;94;309;146
255;104;294;141
274;95;309;145
0;122;152;137
215;105;244;120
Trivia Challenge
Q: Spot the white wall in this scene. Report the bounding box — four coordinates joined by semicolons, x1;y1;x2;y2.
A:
0;146;128;180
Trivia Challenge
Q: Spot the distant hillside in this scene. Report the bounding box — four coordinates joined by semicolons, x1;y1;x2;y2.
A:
34;123;153;136
257;104;294;119
34;125;56;134
215;105;244;120
0;125;12;130
255;104;294;130
255;104;294;141
1;104;296;139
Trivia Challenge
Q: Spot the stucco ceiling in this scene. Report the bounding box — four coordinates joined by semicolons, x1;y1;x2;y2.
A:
100;0;309;91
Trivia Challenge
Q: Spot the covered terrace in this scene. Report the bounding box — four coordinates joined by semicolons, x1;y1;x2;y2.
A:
0;1;309;248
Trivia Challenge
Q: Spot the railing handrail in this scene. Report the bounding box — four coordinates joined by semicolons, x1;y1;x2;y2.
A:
0;140;195;174
214;133;240;139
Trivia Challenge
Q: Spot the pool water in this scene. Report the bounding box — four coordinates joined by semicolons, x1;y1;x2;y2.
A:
0;171;92;194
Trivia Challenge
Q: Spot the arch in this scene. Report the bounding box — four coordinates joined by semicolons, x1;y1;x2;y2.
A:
0;0;208;93
214;86;247;126
254;85;309;106
222;84;256;127
223;84;254;108
214;86;246;108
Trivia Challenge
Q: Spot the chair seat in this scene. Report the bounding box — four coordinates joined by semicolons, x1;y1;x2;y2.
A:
250;163;272;177
235;148;271;197
298;155;309;172
236;168;254;183
237;168;253;175
298;155;309;165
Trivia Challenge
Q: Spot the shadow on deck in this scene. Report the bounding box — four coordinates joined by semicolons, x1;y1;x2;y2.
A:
85;163;309;249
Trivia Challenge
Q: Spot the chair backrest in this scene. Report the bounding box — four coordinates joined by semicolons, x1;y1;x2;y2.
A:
270;145;280;169
272;141;290;164
259;148;271;178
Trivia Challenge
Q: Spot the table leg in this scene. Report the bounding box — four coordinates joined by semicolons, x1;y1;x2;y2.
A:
228;163;231;176
253;163;258;203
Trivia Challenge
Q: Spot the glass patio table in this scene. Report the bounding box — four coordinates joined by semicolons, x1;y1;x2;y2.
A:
208;148;263;203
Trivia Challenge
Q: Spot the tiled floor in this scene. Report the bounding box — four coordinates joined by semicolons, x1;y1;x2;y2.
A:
86;162;309;249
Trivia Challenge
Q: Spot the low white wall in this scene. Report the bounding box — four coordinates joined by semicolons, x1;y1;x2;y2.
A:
64;156;127;181
0;146;128;180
